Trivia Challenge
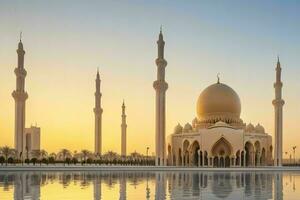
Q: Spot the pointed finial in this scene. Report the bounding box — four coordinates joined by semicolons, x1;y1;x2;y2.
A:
276;55;281;69
122;99;125;106
217;73;220;84
160;25;162;34
19;31;22;42
96;67;100;78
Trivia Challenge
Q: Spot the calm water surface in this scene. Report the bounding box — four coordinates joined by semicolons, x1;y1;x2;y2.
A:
0;171;299;200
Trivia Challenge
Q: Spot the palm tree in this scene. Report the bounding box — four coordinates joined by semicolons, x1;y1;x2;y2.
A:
48;152;56;164
81;149;91;164
0;146;14;166
31;150;42;165
58;149;72;166
40;150;48;165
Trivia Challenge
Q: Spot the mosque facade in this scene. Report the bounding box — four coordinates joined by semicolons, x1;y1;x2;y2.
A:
152;30;284;167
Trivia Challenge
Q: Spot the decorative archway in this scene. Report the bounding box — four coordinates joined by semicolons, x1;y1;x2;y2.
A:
211;137;233;167
245;141;254;167
254;141;261;166
225;156;230;167
183;140;190;166
178;148;182;166
190;141;200;167
213;157;219;167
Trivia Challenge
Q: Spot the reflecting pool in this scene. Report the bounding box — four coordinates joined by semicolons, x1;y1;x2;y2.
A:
0;171;300;199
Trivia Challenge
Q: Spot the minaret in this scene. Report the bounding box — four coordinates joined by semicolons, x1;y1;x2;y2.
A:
121;100;127;157
94;69;103;155
12;33;28;156
153;27;168;166
272;57;284;166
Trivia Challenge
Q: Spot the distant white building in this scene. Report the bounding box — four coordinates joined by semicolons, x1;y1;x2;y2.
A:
25;126;41;152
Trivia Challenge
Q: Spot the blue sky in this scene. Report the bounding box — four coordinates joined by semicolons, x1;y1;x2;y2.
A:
0;1;299;154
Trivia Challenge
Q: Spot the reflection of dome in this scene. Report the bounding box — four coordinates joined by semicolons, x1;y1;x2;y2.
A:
173;123;183;134
211;174;233;198
183;123;193;132
255;123;265;134
196;82;241;123
245;123;255;132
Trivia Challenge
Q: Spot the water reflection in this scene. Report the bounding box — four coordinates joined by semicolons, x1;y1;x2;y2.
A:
0;171;295;199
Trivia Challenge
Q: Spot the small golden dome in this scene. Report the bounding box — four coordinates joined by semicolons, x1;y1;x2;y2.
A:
173;123;183;134
255;123;265;134
183;123;193;132
196;82;241;123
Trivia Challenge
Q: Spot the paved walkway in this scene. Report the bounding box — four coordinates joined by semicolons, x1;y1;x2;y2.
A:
1;165;300;171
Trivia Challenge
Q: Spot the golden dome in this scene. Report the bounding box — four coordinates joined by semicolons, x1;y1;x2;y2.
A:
196;82;241;123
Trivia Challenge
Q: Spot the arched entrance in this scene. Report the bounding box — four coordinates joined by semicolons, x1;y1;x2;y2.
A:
183;140;190;166
178;148;182;166
225;156;230;167
190;141;200;166
211;137;232;168
213;157;219;167
245;141;254;167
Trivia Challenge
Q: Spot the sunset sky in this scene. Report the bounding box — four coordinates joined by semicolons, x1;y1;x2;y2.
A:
0;1;300;157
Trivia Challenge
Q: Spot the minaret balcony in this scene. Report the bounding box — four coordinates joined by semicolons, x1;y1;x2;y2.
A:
272;99;285;106
273;82;283;88
12;90;28;101
14;68;27;77
155;58;167;67
94;107;103;114
153;80;168;91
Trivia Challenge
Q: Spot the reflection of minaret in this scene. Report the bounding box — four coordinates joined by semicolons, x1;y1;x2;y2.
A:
119;173;126;200
146;176;150;200
274;173;283;200
12;33;28;156
94;69;103;154
153;27;168;166
273;57;284;166
14;172;41;200
155;172;166;199
121;100;127;157
93;178;102;200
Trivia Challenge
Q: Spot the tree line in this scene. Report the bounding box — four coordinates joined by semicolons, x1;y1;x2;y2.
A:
0;146;155;166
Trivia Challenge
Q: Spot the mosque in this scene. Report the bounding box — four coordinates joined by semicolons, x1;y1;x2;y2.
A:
153;29;284;167
166;80;273;167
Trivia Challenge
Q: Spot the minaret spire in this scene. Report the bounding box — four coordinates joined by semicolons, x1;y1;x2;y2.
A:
272;57;284;167
153;28;168;166
12;36;28;156
121;100;127;157
94;69;103;155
